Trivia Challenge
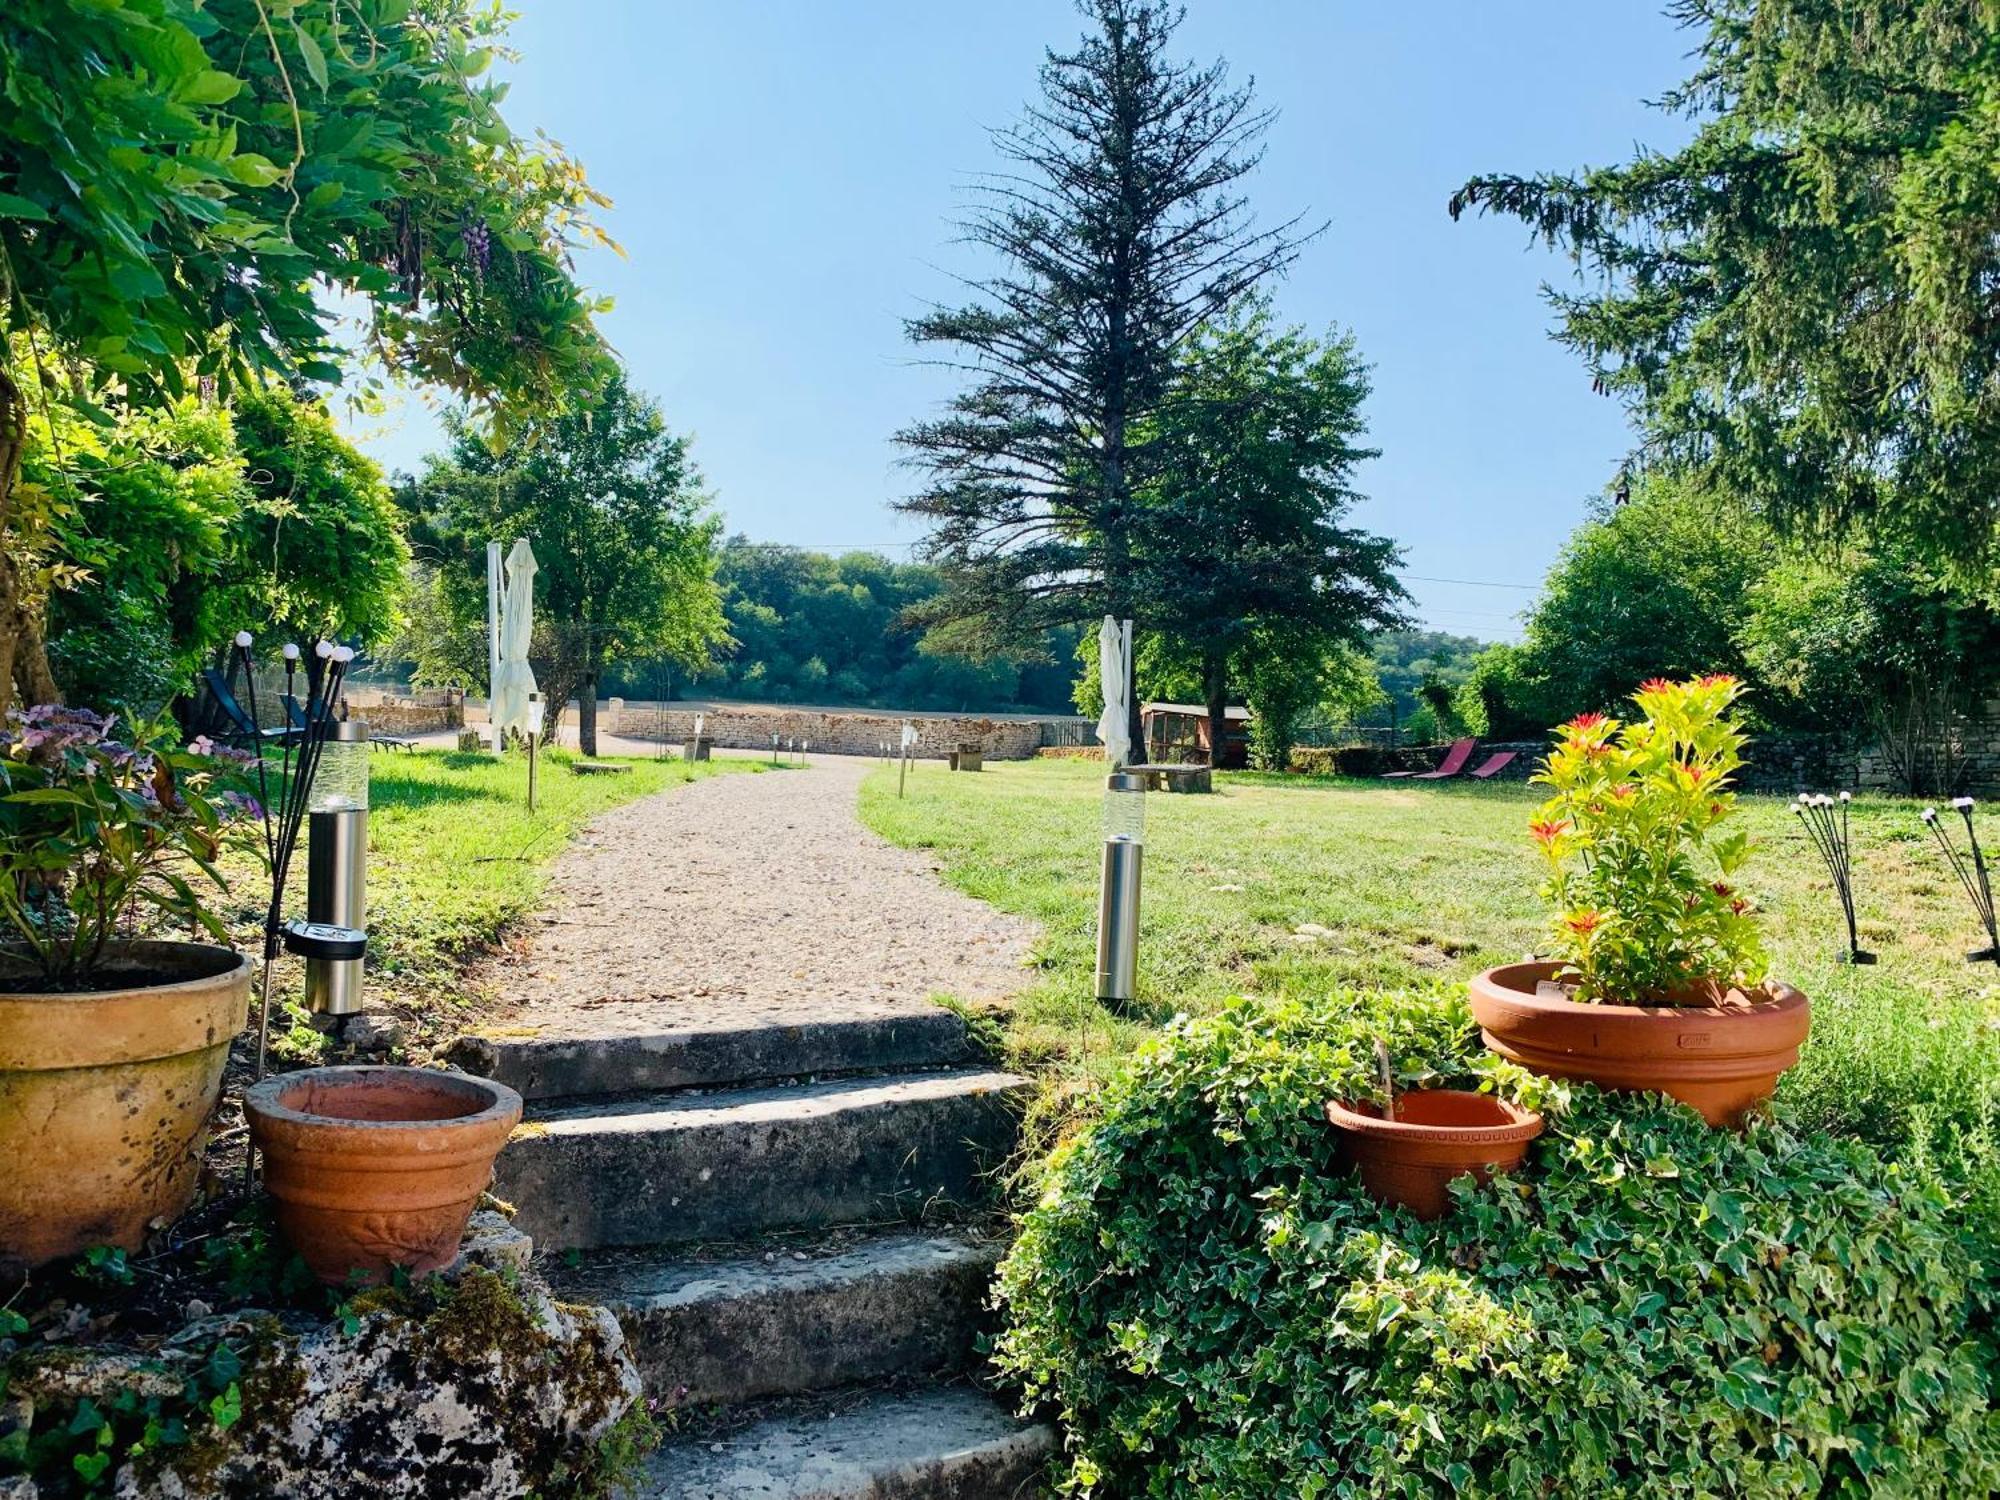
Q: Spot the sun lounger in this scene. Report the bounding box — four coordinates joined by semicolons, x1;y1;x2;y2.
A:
1467;750;1517;780
200;668;296;748
1385;737;1476;780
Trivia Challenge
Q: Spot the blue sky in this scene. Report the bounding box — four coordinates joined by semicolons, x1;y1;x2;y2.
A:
347;2;1697;642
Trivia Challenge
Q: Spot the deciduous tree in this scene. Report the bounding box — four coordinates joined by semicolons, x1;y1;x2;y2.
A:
1135;302;1406;760
396;377;728;755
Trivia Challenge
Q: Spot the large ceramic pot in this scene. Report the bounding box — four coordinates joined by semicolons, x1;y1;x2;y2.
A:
1327;1090;1543;1220
1468;960;1810;1128
0;940;251;1269
246;1065;522;1286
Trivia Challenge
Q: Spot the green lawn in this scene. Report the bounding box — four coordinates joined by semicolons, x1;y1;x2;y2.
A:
859;757;2000;1138
228;747;762;1056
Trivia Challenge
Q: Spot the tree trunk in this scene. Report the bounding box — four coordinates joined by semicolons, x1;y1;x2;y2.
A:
0;367;61;714
1202;649;1229;769
578;665;600;758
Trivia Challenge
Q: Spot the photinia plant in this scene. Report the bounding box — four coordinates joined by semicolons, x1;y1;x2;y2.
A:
1530;675;1767;1002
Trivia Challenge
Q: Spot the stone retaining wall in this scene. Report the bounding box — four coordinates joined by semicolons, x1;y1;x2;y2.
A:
601;702;1053;760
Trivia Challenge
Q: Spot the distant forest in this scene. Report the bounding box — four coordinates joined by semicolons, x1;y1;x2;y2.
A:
601;539;1085;713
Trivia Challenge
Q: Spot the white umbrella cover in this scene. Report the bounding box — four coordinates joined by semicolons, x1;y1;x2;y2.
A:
1097;615;1133;769
489;538;540;742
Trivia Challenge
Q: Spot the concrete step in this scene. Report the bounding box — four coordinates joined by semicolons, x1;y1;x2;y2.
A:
497;1069;1030;1252
546;1226;1005;1405
449;1010;976;1102
643;1383;1052;1499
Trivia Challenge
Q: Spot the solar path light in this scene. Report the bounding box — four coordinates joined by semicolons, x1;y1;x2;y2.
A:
302;719;371;1015
1095;770;1146;1006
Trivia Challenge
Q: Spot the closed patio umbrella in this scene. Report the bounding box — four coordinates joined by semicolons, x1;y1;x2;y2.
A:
489;538;539;745
1097;615;1133;769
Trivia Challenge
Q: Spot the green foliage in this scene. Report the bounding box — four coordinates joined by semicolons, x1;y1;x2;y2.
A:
1532;676;1765;1002
1452;1;2000;580
26;382;406;714
228;389;409;644
1135;300;1408;739
997;991;2000;1498
666;539;1083;713
0;0;611;426
1739;541;2000;794
1506;477;1772;729
0;706;258;984
1369;631;1488;725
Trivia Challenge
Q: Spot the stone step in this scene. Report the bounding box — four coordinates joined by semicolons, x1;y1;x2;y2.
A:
449;1009;976;1102
642;1383;1052;1499
497;1069;1030;1252
546;1226;1005;1405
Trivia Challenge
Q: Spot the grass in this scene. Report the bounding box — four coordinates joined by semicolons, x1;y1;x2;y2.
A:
859;756;2000;1141
221;747;762;1055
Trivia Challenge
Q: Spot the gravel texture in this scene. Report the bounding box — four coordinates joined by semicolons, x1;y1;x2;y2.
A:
474;755;1035;1040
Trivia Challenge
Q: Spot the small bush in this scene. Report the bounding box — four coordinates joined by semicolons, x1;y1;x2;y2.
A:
997;991;2000;1498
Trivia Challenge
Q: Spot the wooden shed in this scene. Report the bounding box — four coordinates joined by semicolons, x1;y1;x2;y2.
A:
1140;702;1252;769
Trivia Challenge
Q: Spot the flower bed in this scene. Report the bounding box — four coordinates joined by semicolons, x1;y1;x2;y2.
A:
997;990;2000;1497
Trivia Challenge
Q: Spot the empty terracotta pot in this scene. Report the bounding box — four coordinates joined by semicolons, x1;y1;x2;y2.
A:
246;1065;522;1286
1468;961;1811;1127
1327;1089;1543;1220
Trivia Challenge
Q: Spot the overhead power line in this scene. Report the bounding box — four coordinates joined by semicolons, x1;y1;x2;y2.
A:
740;540;1540;594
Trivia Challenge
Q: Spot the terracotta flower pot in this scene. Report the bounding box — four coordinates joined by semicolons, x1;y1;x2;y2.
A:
246;1065;523;1286
1326;1089;1544;1220
0;941;250;1270
1468;961;1810;1127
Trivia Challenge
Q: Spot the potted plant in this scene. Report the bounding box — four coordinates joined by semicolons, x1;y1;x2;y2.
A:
0;707;260;1268
1326;1045;1543;1219
1467;676;1809;1126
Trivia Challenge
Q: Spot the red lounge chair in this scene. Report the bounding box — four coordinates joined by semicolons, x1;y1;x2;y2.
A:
1467;750;1517;780
1385;737;1476;780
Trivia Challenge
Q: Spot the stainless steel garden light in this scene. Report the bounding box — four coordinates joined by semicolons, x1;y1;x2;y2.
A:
303;719;370;1015
1096;769;1147;1006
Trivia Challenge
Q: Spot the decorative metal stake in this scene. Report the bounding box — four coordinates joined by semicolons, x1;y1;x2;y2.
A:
1922;798;1999;965
1792;791;1873;963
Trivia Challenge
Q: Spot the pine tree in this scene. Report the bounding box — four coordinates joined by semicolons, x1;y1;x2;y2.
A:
897;0;1315;748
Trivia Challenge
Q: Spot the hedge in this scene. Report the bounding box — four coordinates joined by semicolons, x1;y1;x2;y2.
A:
996;990;2000;1498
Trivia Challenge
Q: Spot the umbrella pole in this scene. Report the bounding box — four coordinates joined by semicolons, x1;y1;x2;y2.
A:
528;728;538;811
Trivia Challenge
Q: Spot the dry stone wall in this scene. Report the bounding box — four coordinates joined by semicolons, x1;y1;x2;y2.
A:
601;702;1052;760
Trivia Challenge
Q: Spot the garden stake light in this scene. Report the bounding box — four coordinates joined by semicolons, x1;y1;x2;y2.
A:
1792;792;1873;963
1922;799;1999;966
236;637;356;1190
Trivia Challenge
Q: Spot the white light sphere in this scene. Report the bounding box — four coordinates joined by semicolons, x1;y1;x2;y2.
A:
314;640;335;659
333;645;355;663
282;643;301;661
234;630;253;648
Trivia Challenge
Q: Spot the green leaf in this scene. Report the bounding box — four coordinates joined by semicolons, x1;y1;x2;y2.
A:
178;69;244;105
226;154;286;188
209;1381;242;1431
293;26;329;92
0;193;53;223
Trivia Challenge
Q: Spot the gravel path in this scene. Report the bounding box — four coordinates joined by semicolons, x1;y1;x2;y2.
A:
476;756;1036;1039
